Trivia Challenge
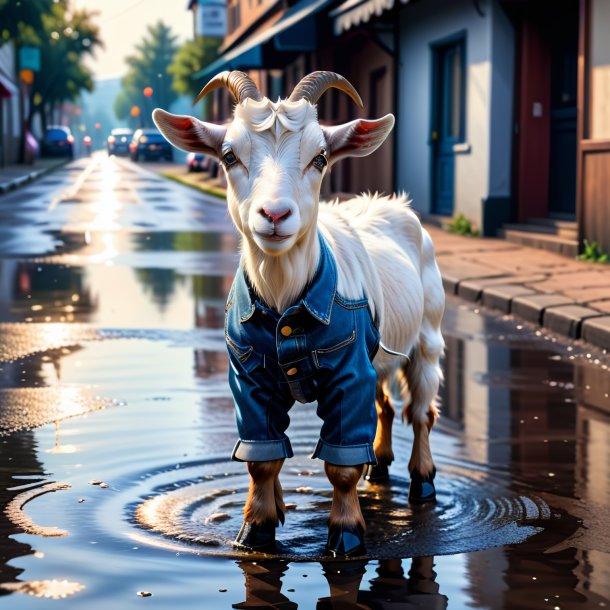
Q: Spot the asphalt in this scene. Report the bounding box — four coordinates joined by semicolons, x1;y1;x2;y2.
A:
5;156;610;352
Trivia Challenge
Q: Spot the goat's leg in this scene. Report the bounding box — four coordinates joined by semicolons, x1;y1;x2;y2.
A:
404;260;444;503
325;463;366;557
364;383;395;481
235;459;285;550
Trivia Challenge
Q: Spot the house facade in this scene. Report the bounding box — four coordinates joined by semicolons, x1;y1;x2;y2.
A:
191;0;610;255
0;42;20;167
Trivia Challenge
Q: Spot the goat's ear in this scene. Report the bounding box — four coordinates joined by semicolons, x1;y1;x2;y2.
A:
322;114;395;166
152;108;226;157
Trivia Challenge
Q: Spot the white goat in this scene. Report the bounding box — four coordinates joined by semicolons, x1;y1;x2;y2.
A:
153;71;445;557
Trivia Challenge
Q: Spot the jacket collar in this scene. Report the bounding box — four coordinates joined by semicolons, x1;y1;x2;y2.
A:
234;231;336;325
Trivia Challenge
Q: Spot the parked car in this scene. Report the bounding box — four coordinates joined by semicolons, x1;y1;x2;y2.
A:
41;126;74;158
129;129;173;162
187;152;209;172
107;128;133;156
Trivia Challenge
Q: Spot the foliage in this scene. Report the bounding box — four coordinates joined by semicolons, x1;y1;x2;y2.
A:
114;22;179;128
169;37;220;118
26;3;102;130
578;239;609;264
445;213;480;237
0;0;55;47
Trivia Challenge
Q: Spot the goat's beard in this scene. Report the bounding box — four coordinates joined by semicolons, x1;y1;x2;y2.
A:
241;228;320;313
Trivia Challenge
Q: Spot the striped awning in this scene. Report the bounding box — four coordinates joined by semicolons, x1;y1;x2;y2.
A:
330;0;410;35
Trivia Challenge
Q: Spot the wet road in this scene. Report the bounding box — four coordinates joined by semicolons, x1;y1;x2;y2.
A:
0;154;609;608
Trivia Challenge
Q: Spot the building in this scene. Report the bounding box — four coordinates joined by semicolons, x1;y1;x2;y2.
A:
0;42;20;167
190;0;610;256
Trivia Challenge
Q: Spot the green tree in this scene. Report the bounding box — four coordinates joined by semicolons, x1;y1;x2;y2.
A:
114;21;179;128
27;4;102;131
0;0;54;47
169;37;220;118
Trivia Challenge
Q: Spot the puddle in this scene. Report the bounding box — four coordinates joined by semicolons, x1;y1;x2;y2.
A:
0;156;608;607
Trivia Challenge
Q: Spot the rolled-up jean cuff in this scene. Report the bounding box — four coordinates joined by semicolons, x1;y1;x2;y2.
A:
231;437;294;462
310;439;377;466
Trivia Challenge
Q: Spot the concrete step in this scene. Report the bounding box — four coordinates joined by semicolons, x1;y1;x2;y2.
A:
499;227;579;258
527;218;579;240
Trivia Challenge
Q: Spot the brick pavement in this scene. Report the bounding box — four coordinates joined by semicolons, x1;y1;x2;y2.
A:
427;226;610;351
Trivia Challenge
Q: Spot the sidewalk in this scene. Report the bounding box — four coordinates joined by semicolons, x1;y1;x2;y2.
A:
0;158;69;194
426;225;610;350
149;165;610;351
149;162;227;201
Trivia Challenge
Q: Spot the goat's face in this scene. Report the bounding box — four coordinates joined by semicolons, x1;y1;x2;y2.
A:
153;71;394;256
221;99;327;254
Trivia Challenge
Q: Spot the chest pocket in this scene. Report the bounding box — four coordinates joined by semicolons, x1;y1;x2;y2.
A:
225;302;261;374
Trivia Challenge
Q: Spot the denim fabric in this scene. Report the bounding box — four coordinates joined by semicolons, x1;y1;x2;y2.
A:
226;232;380;466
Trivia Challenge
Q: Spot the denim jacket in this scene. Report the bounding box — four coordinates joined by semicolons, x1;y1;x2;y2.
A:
225;232;380;466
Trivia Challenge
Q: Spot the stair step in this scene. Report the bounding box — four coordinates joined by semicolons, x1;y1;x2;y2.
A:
500;228;579;258
527;218;579;239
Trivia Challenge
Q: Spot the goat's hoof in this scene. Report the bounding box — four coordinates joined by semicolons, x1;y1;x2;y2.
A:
326;523;365;557
234;520;276;552
408;467;437;504
363;461;389;482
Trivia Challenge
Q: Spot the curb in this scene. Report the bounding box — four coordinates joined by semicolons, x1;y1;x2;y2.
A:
0;159;69;194
160;172;227;202
441;273;610;352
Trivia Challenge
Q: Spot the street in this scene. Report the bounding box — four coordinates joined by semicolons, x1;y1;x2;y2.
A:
0;155;609;608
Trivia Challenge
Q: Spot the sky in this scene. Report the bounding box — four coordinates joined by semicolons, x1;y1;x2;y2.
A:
73;0;193;81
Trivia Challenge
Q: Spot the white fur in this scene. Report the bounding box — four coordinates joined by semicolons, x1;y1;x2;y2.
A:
154;94;445;432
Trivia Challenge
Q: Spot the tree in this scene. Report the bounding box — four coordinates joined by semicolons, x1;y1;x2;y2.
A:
0;0;55;48
169;37;220;120
27;4;102;132
114;22;179;128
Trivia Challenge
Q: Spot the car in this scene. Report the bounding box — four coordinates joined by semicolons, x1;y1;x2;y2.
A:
41;126;74;158
187;152;209;172
129;128;173;162
107;128;133;156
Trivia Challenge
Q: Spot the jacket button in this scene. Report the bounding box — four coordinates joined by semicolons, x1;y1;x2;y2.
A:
280;325;293;337
286;367;298;376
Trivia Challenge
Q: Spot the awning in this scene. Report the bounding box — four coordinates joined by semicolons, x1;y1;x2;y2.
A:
193;0;332;82
0;71;18;98
330;0;410;35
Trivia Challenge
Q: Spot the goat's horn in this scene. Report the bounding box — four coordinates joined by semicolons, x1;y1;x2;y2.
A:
288;71;363;108
193;70;262;106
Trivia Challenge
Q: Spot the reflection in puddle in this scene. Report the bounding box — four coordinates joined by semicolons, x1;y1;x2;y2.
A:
0;579;85;599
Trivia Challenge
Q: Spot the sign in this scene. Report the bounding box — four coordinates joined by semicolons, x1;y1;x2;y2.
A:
19;46;41;72
196;0;227;38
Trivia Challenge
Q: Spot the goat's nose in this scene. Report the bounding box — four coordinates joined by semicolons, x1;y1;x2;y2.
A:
260;207;292;225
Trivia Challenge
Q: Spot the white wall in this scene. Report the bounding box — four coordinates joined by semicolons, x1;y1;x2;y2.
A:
396;0;514;227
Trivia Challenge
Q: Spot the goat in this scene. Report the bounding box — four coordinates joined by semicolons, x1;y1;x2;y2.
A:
153;71;445;557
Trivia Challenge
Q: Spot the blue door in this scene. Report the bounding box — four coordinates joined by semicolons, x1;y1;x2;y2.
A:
432;39;465;216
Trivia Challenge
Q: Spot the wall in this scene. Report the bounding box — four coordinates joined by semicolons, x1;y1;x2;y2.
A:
0;43;20;166
396;0;514;231
589;0;610;140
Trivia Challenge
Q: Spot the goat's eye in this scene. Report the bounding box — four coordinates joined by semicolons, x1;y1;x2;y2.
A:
312;153;328;171
223;151;237;167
